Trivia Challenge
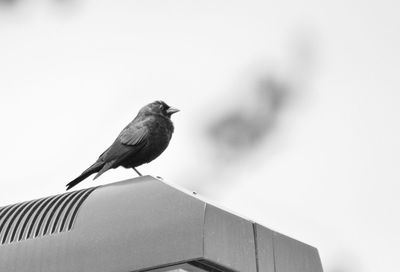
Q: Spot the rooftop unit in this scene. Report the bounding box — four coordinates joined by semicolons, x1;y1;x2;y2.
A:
0;176;323;272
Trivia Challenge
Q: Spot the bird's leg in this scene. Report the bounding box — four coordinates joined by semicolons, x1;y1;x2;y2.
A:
133;167;142;176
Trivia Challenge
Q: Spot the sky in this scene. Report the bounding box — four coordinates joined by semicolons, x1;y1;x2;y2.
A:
1;0;400;271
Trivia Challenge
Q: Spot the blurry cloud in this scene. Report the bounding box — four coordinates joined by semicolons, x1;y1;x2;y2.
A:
182;71;293;196
0;0;18;7
0;0;81;12
207;76;289;162
178;31;316;196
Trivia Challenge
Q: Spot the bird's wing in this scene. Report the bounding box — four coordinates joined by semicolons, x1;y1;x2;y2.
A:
98;121;149;163
119;121;149;146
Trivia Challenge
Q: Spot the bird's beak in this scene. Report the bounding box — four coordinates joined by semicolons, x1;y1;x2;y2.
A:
166;107;180;115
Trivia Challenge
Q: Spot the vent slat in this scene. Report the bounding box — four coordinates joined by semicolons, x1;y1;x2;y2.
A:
50;192;79;234
60;189;89;232
34;194;65;238
0;187;96;245
18;198;46;240
20;196;54;241
9;200;37;243
0;205;13;220
0;204;22;237
42;192;74;236
60;191;84;231
68;188;96;230
26;195;58;240
1;201;31;244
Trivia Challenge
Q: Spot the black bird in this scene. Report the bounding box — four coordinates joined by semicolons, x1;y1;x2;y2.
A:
66;100;179;190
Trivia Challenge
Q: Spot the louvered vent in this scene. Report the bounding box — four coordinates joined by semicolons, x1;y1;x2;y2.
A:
0;187;96;245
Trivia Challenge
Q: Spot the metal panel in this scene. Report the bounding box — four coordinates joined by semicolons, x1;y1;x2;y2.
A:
254;224;275;272
273;232;323;272
203;204;257;272
0;176;205;272
0;176;323;272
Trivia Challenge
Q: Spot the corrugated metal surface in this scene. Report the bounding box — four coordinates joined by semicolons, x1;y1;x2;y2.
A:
0;187;96;245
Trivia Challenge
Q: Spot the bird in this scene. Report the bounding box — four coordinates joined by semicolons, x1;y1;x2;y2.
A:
66;100;179;190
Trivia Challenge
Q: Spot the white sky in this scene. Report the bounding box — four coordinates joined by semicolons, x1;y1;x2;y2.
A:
1;1;399;271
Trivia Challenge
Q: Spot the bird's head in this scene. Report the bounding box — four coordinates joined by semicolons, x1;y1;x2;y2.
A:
140;100;179;119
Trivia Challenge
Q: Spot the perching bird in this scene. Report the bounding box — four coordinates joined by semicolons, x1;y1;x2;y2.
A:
66;100;179;190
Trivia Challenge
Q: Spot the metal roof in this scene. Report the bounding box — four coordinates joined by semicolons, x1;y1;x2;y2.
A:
0;176;323;272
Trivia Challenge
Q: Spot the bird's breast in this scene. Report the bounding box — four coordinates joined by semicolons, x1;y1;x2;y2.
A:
144;120;173;159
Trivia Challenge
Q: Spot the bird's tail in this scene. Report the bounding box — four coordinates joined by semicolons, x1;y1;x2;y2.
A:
66;162;103;191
